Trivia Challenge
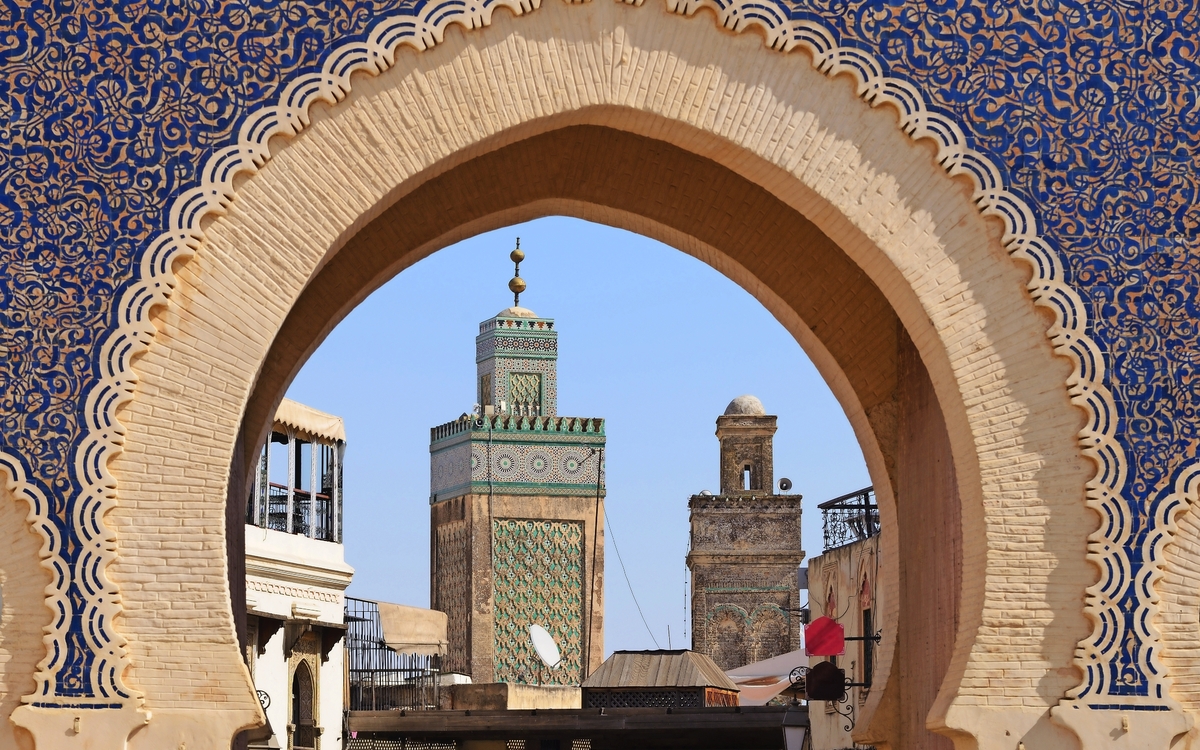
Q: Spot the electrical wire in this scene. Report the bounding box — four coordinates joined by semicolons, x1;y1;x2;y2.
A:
605;513;661;648
683;545;690;647
585;447;603;675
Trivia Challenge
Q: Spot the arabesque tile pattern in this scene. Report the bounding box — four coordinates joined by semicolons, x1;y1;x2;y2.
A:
0;0;1197;727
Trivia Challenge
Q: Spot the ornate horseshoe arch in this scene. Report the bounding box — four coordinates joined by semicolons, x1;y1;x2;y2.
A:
1;0;1194;748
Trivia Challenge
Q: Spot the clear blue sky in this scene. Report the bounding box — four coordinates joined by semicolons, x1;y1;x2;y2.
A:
286;216;869;655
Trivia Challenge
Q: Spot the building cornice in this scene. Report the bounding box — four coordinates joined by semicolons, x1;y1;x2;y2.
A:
688;494;801;511
432;484;607;504
245;554;354;591
687;553;807;567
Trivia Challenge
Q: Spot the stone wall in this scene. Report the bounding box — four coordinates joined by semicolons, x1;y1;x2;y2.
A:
689;494;804;669
0;482;49;750
893;330;963;750
431;492;605;683
808;534;880;750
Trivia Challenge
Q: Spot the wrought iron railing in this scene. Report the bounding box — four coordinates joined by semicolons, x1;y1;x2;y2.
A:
246;430;343;543
345;597;441;712
819;487;878;552
256;483;336;541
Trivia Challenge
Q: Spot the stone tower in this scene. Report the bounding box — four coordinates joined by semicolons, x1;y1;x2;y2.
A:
688;395;804;670
429;246;605;684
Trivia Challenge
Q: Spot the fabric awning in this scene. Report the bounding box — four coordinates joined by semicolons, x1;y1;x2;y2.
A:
725;648;809;706
378;602;448;656
274;398;346;443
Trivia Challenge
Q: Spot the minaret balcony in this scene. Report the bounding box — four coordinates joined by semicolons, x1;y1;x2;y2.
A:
430;414;604;443
428;415;606;503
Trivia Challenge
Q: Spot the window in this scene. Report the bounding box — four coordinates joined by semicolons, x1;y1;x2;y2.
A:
861;607;873;689
743;465;752;491
480;374;492;406
292;661;316;749
508;372;542;416
266;432;291;532
250;429;341;541
295;439;311;491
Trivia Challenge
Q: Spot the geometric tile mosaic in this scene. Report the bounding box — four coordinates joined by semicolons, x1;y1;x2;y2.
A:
492;519;584;685
431;415;605;500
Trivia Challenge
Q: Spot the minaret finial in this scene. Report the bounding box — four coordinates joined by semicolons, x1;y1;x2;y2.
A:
508;237;526;307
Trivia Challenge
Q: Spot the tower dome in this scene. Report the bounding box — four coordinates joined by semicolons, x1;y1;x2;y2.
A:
724;394;766;416
495;306;537;318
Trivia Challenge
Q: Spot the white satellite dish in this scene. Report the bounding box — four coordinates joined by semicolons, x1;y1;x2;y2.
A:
529;624;561;669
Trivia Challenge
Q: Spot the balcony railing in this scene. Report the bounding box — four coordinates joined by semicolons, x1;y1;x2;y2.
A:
247;428;343;543
263;483;334;541
818;486;878;552
345;597;441;711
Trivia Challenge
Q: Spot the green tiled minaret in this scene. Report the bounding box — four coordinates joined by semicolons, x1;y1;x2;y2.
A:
429;241;606;686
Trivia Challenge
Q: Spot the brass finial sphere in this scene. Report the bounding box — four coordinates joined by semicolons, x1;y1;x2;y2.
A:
508;238;525;305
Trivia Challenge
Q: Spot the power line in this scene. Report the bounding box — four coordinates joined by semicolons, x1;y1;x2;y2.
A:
605;513;660;648
683;540;691;647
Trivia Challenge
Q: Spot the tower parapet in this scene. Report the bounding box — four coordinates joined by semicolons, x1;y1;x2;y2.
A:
430;415;605;502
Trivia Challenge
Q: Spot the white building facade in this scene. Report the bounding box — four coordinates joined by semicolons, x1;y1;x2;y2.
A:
807;487;880;750
244;399;353;750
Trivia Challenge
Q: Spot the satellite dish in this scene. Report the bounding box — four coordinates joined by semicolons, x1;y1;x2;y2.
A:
779;478;793;492
529;624;561;669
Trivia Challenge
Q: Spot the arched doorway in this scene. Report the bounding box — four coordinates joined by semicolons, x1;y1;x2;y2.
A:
8;1;1115;748
291;662;316;750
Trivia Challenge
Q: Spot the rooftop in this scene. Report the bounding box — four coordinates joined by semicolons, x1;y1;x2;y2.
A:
582;650;738;691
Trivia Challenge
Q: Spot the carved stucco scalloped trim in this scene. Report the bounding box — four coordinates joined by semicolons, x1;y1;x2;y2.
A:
0;457;72;703
1146;464;1200;679
0;0;1176;716
0;452;133;707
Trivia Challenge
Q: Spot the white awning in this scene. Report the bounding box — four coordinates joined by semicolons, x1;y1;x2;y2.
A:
725;648;808;706
274;398;345;443
377;602;448;657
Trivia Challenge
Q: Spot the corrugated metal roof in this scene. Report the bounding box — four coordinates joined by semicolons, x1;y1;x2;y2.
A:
582;650;739;691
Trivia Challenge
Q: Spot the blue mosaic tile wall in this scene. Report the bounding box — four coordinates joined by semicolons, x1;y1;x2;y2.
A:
1;0;1197;709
